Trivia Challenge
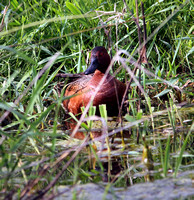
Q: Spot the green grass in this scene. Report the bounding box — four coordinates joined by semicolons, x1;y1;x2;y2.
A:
0;0;193;199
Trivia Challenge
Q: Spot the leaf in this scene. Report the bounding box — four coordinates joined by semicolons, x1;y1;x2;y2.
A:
16;70;32;90
25;72;48;115
1;70;20;95
33;104;55;127
99;104;107;122
171;38;181;67
69;112;89;130
66;2;89;27
66;2;82;15
0;45;36;64
124;114;136;122
154;89;171;98
131;79;163;86
174;123;194;177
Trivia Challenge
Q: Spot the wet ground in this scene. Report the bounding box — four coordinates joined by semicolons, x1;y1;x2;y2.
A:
55;171;194;200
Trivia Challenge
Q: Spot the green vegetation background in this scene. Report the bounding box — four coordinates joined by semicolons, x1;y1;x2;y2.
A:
0;0;193;197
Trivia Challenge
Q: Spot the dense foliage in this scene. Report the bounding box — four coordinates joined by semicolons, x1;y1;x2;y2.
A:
0;0;193;199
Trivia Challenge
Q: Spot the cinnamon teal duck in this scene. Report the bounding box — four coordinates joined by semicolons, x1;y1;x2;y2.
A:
55;46;126;117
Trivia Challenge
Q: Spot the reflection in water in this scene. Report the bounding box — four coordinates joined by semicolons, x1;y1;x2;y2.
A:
65;117;103;139
56;106;193;186
142;136;154;182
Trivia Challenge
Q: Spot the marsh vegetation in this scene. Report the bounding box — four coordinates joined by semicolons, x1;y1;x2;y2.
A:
0;0;193;199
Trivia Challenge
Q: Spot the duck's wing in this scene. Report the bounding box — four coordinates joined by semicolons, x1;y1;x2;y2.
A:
54;74;93;96
66;75;93;94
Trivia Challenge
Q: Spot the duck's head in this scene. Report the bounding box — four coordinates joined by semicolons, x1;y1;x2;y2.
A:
84;46;111;75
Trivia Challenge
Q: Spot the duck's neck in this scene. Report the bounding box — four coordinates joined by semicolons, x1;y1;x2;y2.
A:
91;69;110;85
94;69;108;76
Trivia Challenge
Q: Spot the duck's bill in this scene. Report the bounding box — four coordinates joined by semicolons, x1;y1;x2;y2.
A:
84;57;99;75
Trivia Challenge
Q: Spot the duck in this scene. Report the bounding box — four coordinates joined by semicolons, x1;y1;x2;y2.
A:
56;46;126;117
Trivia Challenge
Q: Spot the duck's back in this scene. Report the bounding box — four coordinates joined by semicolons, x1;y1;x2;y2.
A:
90;74;126;116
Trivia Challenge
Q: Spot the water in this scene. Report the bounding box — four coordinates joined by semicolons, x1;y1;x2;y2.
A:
54;104;193;188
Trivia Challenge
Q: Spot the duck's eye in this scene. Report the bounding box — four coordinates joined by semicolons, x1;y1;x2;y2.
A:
99;52;104;56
